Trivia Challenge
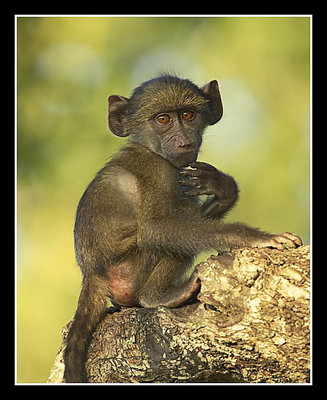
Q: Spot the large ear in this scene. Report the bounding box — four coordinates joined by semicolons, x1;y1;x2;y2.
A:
202;80;223;125
108;95;130;137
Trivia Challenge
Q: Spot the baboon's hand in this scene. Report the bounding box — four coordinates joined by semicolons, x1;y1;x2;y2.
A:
180;161;227;197
252;232;302;250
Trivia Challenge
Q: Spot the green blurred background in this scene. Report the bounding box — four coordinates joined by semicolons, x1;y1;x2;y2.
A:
17;16;310;383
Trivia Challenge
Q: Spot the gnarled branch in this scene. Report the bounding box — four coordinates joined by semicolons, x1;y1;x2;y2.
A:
48;245;310;384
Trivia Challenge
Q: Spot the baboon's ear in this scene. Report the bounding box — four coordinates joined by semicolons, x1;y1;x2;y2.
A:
108;95;130;137
202;80;223;125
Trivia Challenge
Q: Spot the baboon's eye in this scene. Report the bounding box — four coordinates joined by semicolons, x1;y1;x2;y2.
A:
156;114;171;124
182;111;194;120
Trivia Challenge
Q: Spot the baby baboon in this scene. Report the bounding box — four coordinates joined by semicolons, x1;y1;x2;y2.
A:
64;75;302;382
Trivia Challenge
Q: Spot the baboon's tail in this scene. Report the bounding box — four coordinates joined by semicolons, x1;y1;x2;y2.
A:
63;274;108;382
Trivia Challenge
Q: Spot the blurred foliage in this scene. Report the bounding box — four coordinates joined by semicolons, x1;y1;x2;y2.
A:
17;16;310;383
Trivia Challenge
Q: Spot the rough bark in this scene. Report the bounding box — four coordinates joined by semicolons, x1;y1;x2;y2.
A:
48;244;310;384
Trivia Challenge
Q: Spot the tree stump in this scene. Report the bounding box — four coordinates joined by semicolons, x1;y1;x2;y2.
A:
48;245;310;384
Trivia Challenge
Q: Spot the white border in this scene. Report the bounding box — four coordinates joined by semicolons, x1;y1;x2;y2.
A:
14;14;313;386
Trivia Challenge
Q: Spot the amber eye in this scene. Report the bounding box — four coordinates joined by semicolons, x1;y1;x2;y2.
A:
156;114;171;124
182;111;194;120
